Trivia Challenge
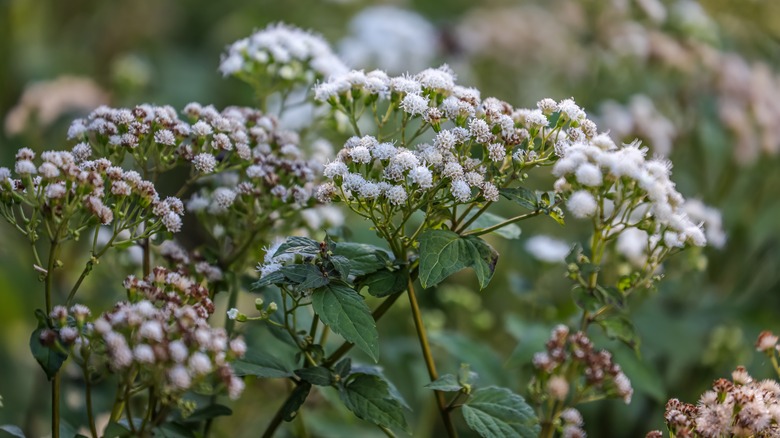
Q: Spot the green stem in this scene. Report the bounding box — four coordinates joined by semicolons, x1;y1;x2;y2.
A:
406;277;458;438
461;210;541;237
45;238;60;438
83;363;98;438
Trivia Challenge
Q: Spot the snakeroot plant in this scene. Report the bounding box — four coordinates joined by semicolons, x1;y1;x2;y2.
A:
0;21;723;438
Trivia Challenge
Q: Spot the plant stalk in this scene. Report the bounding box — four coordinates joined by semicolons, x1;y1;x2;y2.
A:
406;277;458;438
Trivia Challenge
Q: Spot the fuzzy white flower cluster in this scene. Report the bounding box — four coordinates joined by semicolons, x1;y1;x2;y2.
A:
0;147;184;233
256;239;296;278
525;235;571;263
219;23;348;80
85;268;246;399
317;133;501;209
552;133;710;266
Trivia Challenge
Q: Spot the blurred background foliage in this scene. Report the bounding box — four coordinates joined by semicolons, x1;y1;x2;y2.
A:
1;0;780;436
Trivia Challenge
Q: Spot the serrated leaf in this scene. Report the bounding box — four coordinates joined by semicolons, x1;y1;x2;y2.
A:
331;243;390;276
312;283;379;361
182;404;232;423
329;255;351;280
281;264;329;290
295;366;335;386
281;382;312;421
598;317;640;352
461;387;539;438
465;211;522;239
418;230;499;289
29;326;67;380
274;236;321;257
500;187;537;210
350;365;410;410
339;374;409;432
425;374;462;392
231;349;292;378
252;271;286;289
360;268;408;298
0;425;25;438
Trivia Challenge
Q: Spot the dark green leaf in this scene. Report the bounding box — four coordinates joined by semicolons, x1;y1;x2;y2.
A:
182;404;232;423
103;422;131;438
335;358;352;378
152;422;196;438
252;271;286;289
331;243;390;276
329;255;351;280
281;264;329;290
295;366;335;386
418;230;499;289
350;365;411;410
231;349;292;378
572;287;601;312
500;187;537;210
425;374;462;392
29;326;67;380
598;316;640;352
461;387;539;438
312;283;379;361
274;236;321;257
281;382;312;421
465;211;522;239
339;374;409;432
0;425;25;438
359;268;408;298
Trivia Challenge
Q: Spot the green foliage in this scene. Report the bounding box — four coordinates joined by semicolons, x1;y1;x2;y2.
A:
418;230;498;289
338;373;409;433
231;349;292;378
311;283;379;361
461;387;540;438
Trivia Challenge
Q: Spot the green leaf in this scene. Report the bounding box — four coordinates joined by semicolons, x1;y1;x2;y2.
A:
182;404;232;422
312;283;379;361
281;382;312;421
295;366;335;386
359;267;408;298
461;387;539;438
231;349;292;378
102;422;132;438
339;374;409;432
465;211;522;239
29;326;67;380
598;316;640;353
335;358;352;378
425;374;462;392
152;422;196;438
500;187;537;210
331;242;390;276
274;236;321;257
329;255;351;280
252;271;286;289
281;264;329;290
0;425;25;438
418;230;499;289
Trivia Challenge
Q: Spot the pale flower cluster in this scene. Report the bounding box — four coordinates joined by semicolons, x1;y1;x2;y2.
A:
86;268;246;399
0;147;183;233
219;23;348;80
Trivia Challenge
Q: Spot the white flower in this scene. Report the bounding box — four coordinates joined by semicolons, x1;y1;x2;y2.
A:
169;340;189;363
558;98;586;122
15;160;36;175
450;180;471;202
349;146;372;164
192;153;217;173
487;143;506;162
188;352;212;376
133;344;156;364
385;185;408;205
525;235;570;263
167;365;192;390
228;307;238;319
574;163;603;187
408;166;433;188
566;190;598;218
401;93;429;115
